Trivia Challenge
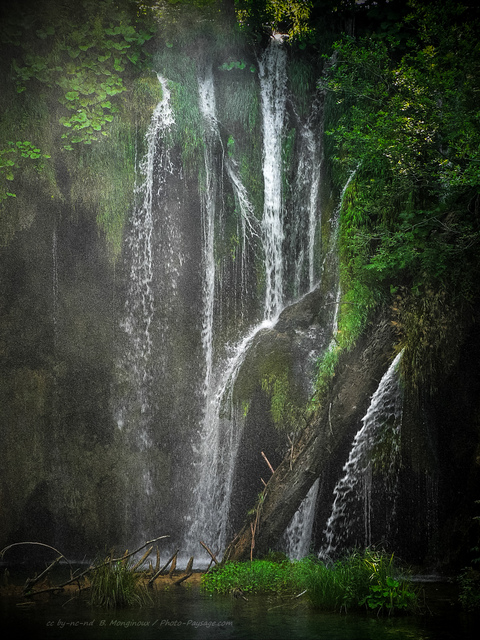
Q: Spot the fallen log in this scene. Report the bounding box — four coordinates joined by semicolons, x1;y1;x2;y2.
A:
131;546;153;571
172;556;194;586
23;556;62;595
172;572;193;585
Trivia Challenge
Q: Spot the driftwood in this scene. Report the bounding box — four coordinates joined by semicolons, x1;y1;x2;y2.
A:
131;546;153;572
261;451;275;474
23;556;62;593
168;553;177;578
185;555;194;574
1;536;170;597
223;316;395;561
148;548;179;585
199;541;218;565
172;556;194;585
172;572;193;585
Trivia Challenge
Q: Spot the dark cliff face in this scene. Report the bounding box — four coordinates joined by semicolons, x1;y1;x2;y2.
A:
397;307;480;570
0;204;120;556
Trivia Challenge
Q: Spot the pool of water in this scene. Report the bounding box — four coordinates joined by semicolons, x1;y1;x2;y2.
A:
1;584;480;640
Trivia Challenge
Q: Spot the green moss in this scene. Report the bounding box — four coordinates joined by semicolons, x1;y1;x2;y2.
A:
261;371;305;433
217;71;259;134
287;56;317;118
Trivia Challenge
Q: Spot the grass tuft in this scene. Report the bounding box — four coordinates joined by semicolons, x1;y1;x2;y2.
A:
88;557;152;609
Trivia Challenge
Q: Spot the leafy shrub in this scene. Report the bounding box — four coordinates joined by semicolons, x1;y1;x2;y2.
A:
459;566;480;612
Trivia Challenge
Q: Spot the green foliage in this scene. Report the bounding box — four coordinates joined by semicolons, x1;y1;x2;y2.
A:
298;550;419;614
201;559;297;595
459;566;480;612
359;575;416;613
314;344;340;403
459;502;480;611
202;550;419;615
88;557;152;608
3;1;155;149
320;1;480;394
235;0;314;43
0;140;50;201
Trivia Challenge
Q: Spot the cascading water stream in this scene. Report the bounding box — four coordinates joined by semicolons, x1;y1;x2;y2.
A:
283;168;352;559
258;35;287;319
185;42;291;556
185;67;234;556
114;74;175;540
320;350;404;558
284;478;320;560
198;66;218;402
225;158;260;324
117;74;174;442
182;39;326;559
292;102;323;297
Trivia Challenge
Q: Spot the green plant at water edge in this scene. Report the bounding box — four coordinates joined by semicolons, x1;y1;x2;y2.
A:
88;557;152;609
459;566;480;612
299;550;419;614
359;576;416;613
459;502;480;611
201;559;298;596
201;551;419;614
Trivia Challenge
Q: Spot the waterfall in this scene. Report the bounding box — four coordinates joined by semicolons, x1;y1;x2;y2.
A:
114;75;175;541
225;158;260;322
129;37;325;559
117;74;174;442
185;318;275;556
184;44;291;556
198;66;218;402
320;351;404;558
292;104;323;297
284;478;320;559
259;36;287;319
184;68;232;556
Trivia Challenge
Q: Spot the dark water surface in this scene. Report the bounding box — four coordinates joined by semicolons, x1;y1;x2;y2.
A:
2;582;480;640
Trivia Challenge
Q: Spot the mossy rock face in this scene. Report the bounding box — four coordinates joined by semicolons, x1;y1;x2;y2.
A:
233;287;332;427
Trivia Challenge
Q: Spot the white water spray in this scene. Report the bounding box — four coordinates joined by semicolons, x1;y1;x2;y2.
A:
117;74;175;442
198;67;218;400
284;478;320;559
320;351;404;558
259;37;287;319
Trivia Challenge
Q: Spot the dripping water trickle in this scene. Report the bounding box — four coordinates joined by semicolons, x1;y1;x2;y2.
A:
114;74;175;541
320;351;404;559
